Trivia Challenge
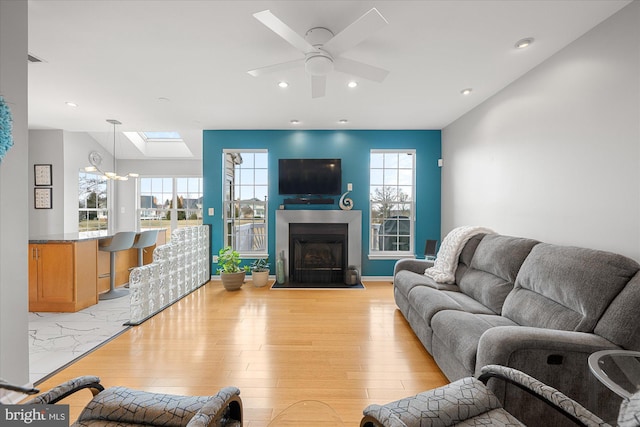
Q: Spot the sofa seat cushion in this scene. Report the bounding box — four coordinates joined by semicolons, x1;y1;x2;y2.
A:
396;270;460;295
457;235;539;314
409;286;494;327
431;311;517;375
503;243;640;332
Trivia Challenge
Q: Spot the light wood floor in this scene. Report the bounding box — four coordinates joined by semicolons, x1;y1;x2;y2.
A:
33;280;448;426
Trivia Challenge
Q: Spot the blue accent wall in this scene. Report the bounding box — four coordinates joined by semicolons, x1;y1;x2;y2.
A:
203;130;441;277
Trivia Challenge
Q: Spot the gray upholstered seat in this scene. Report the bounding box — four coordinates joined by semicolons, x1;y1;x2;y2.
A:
132;229;159;267
0;376;242;427
361;365;638;427
99;231;136;300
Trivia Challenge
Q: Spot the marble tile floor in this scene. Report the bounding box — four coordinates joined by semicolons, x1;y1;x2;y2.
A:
28;297;131;384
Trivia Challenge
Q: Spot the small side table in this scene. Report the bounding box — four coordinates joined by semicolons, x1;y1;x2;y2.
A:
588;349;640;399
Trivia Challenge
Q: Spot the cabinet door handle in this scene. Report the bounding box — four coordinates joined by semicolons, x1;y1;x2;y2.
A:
32;247;37;259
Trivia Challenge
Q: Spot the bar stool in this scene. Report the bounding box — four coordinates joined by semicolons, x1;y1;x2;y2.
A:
99;231;136;300
132;229;159;267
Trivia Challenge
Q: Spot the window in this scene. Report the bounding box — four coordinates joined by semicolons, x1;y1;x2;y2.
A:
369;150;415;257
138;177;203;239
223;150;268;256
78;171;108;234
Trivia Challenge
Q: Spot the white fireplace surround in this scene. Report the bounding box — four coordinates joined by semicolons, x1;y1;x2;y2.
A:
276;210;362;279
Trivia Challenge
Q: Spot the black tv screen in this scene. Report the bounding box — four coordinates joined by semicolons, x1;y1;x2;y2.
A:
278;158;342;195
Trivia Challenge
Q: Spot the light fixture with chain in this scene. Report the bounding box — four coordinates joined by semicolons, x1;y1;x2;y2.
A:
86;119;138;180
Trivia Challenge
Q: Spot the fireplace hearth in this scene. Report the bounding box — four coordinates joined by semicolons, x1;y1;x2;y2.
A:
290;223;347;283
276;210;362;284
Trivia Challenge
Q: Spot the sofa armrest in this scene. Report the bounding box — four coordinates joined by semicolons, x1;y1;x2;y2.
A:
475;326;620;371
478;365;608;427
23;376;103;404
393;258;434;277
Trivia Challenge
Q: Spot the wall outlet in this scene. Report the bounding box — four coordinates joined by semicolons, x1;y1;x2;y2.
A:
212;255;218;263
208;207;214;216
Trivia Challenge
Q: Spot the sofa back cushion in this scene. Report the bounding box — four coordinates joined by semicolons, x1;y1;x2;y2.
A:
453;234;485;283
594;271;640;350
502;243;639;332
458;235;539;313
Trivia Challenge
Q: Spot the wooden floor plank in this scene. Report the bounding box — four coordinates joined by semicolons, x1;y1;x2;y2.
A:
31;280;448;426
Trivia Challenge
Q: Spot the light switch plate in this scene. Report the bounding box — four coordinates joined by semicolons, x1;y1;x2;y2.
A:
208;208;214;216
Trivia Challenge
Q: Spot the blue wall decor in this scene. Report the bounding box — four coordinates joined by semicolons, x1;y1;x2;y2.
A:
203;130;441;277
0;96;13;163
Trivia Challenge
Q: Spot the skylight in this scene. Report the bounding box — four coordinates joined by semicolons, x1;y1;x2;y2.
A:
140;131;182;142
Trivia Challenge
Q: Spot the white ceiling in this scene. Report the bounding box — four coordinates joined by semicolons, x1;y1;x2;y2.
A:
27;0;631;160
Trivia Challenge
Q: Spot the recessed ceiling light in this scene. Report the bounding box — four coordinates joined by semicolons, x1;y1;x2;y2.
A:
157;97;171;102
347;81;358;88
339;119;348;124
515;38;534;49
290;119;300;125
278;81;289;88
65;101;78;107
460;88;473;96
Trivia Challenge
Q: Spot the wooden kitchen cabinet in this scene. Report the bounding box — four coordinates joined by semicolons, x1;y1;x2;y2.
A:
29;240;98;312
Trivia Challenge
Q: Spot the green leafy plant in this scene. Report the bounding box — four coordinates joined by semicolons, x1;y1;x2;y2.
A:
250;257;269;272
217;247;250;274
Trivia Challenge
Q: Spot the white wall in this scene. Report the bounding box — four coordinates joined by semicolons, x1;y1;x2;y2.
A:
442;1;640;260
27;130;112;235
0;0;29;387
28;130;64;236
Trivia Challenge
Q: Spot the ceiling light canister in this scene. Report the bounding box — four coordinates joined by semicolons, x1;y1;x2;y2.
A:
290;119;300;125
460;88;473;96
347;81;358;88
515;38;534;49
339;119;348;124
278;81;289;88
65;102;78;107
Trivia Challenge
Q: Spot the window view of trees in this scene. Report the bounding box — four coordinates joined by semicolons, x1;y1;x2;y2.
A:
223;150;268;255
139;177;203;238
78;171;108;233
370;151;415;253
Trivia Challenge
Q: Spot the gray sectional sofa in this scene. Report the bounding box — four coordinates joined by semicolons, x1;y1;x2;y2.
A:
393;233;640;425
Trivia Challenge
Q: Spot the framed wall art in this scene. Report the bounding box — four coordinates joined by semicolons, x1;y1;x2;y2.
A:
34;164;52;186
34;187;52;209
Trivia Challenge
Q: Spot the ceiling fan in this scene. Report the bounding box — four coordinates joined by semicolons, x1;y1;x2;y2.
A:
248;8;389;98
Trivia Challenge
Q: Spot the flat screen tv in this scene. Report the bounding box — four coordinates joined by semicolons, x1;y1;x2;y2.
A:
278;158;342;195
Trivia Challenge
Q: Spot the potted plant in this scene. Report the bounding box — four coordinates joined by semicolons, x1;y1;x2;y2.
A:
217;247;249;291
250;257;270;287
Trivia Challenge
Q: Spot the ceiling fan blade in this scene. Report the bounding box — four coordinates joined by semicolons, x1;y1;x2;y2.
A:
323;8;388;56
247;58;305;77
253;10;317;54
334;57;389;83
311;75;326;98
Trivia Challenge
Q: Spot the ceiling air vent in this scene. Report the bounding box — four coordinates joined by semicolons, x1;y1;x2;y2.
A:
28;54;44;63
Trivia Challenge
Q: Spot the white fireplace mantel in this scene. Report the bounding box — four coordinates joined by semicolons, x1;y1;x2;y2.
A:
276;210;362;279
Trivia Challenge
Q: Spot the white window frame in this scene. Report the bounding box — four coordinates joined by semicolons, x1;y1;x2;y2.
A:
368;149;416;260
223;149;269;258
78;170;109;236
137;176;203;237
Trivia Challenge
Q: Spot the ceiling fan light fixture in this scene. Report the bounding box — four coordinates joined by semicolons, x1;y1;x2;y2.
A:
305;54;334;76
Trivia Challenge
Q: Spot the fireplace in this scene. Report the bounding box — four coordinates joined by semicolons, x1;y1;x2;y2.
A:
276;210;362;284
289;223;348;283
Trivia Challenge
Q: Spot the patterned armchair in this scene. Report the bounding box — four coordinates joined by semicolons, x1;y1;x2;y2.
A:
361;365;639;427
1;376;242;427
